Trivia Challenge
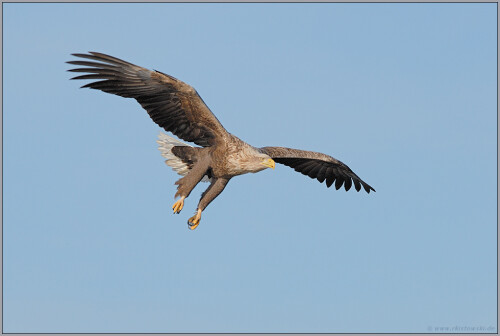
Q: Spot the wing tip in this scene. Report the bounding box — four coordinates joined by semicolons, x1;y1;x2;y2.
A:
80;82;94;89
70;52;93;58
363;183;376;193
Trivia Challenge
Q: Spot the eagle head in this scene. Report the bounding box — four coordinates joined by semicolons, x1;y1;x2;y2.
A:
260;157;275;170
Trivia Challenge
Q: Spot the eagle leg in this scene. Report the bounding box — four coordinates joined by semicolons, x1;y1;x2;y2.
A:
186;178;230;230
187;209;202;230
173;157;210;205
172;196;185;214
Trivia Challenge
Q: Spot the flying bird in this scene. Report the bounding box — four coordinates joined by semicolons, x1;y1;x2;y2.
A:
67;52;375;230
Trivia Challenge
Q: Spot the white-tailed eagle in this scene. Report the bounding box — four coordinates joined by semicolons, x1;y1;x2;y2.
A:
68;52;375;230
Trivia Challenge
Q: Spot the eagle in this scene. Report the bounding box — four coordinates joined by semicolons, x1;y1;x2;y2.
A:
68;52;375;230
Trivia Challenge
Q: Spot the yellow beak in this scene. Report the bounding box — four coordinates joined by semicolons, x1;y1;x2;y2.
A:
261;158;275;169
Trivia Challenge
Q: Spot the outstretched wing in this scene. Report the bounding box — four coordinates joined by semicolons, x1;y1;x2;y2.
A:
260;147;375;193
67;52;228;147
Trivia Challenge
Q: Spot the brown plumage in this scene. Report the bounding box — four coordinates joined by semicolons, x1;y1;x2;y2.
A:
68;52;375;230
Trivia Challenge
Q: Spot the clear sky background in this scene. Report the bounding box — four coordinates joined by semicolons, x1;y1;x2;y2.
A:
3;3;497;333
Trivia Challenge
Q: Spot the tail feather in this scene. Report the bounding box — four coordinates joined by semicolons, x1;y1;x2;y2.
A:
156;132;209;182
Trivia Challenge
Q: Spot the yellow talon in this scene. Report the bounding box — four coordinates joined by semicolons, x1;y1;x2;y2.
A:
187;209;202;230
188;220;199;230
172;196;185;214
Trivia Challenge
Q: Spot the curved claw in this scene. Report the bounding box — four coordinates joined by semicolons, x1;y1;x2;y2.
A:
172;196;185;214
187;209;202;230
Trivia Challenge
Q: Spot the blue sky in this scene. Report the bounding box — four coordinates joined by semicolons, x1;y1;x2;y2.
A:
3;3;497;333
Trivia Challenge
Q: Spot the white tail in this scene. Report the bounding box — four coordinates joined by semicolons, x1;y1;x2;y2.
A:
156;132;209;182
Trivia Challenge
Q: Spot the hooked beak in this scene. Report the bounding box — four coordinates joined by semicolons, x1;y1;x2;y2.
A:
261;158;275;169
